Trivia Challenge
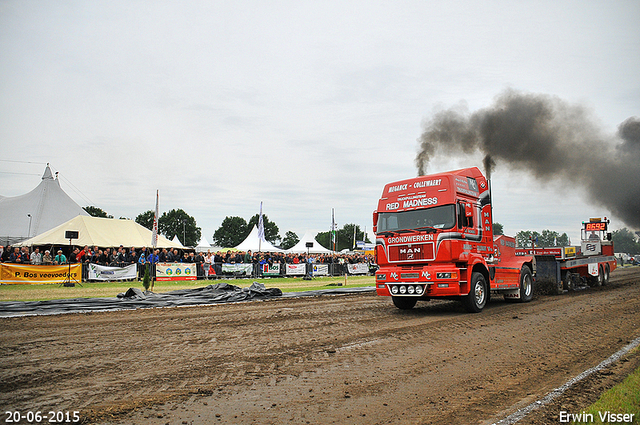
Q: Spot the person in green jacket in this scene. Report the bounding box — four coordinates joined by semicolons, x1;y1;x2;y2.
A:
54;250;67;265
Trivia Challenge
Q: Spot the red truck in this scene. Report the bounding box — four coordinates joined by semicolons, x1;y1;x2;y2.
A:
373;167;616;312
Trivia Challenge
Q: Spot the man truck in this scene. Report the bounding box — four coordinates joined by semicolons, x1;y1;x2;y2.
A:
373;167;616;312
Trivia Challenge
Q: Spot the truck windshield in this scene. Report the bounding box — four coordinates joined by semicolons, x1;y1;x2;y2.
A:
377;204;456;233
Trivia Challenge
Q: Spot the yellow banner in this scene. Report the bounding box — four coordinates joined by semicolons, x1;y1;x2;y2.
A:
0;264;83;285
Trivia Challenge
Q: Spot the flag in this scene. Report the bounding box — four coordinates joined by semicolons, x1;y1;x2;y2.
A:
257;201;265;245
151;190;159;248
331;208;336;251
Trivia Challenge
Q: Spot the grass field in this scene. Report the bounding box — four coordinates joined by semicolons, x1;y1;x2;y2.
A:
573;353;640;424
0;275;375;302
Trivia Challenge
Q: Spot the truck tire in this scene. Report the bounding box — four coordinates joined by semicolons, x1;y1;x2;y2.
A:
590;266;603;287
603;265;610;285
463;272;487;313
392;296;417;310
519;265;534;302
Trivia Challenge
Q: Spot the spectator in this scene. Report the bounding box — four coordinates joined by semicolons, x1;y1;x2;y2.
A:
1;245;11;262
148;249;159;265
10;247;24;263
137;251;147;280
203;252;212;279
54;249;67;265
69;248;79;263
159;248;168;263
214;251;223;275
21;246;31;263
91;249;101;264
127;247;137;264
116;247;127;264
43;250;53;265
76;246;88;263
31;247;43;265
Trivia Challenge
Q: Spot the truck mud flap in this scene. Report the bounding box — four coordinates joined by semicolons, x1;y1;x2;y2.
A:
534;255;563;295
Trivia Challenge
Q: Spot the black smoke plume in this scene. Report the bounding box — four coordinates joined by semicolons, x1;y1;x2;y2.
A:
416;89;640;229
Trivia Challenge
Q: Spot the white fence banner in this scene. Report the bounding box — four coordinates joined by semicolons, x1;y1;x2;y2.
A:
222;263;253;276
347;263;369;275
286;263;306;276
312;264;329;276
88;263;137;281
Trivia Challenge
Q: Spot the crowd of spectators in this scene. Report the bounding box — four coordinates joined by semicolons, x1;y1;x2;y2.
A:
0;244;376;280
0;245;373;266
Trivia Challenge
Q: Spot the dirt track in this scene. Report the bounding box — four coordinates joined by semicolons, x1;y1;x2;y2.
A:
1;268;639;425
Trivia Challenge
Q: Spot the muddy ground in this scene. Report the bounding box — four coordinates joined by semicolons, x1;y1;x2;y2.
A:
1;267;639;425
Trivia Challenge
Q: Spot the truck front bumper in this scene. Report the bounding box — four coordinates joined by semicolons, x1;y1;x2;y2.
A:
375;267;463;297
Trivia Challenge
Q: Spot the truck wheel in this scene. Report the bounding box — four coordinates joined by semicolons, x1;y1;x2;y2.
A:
519;265;534;302
392;296;417;310
463;272;487;313
590;267;603;287
603;265;610;285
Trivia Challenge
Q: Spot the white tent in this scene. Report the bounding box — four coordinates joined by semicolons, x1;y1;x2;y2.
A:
171;235;184;247
234;225;282;252
286;231;334;254
195;235;212;252
0;165;89;245
15;215;184;249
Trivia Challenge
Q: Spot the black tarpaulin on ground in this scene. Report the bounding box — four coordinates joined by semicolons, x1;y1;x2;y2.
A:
0;282;376;317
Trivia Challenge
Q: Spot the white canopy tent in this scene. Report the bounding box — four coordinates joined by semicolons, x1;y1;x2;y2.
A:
234;225;282;252
0;165;89;245
286;232;333;254
171;235;184;247
195;235;212;252
14;215;184;249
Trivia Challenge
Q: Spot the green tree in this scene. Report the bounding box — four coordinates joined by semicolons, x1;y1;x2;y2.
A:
493;222;504;235
159;209;201;247
556;233;570;246
247;214;280;244
84;206;112;218
135;210;155;230
281;231;300;250
539;230;560;247
516;229;570;247
612;228;640;255
515;230;540;248
213;216;249;248
315;223;368;252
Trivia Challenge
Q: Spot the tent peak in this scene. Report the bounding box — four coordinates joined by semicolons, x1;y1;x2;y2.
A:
42;164;54;180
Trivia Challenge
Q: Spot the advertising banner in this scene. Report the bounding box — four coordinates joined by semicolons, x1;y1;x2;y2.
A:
286;263;306;276
312;264;329;276
262;263;280;277
347;263;369;275
156;263;197;281
222;263;253;276
0;264;82;285
87;263;137;281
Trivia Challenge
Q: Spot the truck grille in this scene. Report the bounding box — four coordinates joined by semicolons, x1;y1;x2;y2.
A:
388;243;434;262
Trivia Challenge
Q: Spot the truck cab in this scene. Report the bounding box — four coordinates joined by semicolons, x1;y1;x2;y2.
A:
374;167;533;312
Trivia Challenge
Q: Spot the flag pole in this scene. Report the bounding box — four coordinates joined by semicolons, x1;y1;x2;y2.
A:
258;201;264;253
151;190;159;291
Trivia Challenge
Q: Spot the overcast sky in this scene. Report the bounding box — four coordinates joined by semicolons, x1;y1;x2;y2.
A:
1;0;638;245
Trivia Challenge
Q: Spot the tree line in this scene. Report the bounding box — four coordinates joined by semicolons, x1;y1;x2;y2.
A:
83;206;370;251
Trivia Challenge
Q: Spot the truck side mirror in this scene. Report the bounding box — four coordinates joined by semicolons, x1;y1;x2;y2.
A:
372;211;378;233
